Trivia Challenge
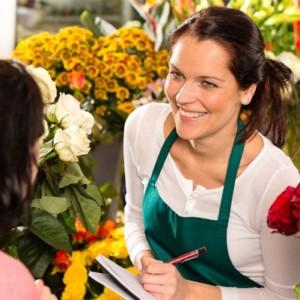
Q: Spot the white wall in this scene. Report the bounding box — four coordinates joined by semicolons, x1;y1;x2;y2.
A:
0;0;16;58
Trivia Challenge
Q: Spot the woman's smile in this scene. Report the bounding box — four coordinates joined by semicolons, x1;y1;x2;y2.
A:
178;106;207;121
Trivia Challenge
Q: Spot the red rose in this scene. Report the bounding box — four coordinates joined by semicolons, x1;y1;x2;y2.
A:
291;183;300;231
54;250;71;271
96;219;116;239
267;186;299;235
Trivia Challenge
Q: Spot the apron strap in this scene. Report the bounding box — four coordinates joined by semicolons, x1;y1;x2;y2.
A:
149;119;245;225
150;128;178;184
218;119;245;224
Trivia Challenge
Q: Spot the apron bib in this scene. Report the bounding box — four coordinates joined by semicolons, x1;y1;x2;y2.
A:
143;121;262;288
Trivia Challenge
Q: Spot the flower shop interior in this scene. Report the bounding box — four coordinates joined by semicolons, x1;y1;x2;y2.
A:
0;0;300;299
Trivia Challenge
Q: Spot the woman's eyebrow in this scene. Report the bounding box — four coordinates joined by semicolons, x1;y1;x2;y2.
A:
169;63;224;82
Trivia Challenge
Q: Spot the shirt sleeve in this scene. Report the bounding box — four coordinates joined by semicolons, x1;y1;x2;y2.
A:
220;165;300;300
123;107;151;266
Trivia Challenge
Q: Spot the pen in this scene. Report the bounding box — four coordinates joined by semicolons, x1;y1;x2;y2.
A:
166;246;208;265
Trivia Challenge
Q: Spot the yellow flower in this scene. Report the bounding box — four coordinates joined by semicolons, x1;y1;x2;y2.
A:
61;284;86;300
61;251;87;300
116;87;130;101
63;58;82;71
105;79;119;93
95;77;107;89
156;66;168;78
125;72;139;87
96;287;124;300
108;239;128;259
137;77;149;90
55;72;69;87
114;63;127;78
126;266;139;276
117;102;135;114
95;89;109;101
144;56;156;71
95;105;108;116
86;240;111;259
81;80;92;95
60;50;73;61
85;65;99;79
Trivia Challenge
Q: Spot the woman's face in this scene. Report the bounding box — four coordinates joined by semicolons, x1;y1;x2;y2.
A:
165;35;250;142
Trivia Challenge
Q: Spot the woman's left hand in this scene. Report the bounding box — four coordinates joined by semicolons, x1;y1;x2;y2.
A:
140;258;189;300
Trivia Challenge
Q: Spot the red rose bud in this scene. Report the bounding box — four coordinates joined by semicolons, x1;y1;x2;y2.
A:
54;250;71;271
68;71;85;90
96;220;116;239
291;183;300;229
73;231;87;243
267;186;298;235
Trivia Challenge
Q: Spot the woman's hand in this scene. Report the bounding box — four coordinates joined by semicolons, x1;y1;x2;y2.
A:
140;256;189;300
35;279;57;300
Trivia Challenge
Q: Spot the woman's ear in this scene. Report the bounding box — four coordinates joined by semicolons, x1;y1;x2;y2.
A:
240;84;257;105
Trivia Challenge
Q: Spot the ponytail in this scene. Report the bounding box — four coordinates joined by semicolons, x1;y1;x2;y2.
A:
243;58;295;148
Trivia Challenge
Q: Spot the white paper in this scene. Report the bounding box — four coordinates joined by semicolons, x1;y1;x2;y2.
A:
89;272;136;300
89;255;155;300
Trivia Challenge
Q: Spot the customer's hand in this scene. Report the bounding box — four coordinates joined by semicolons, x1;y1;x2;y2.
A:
35;279;57;300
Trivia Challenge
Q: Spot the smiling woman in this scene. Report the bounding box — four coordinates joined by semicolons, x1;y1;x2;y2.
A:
123;6;300;300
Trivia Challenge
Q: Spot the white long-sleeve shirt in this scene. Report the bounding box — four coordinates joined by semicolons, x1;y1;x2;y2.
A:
123;102;300;300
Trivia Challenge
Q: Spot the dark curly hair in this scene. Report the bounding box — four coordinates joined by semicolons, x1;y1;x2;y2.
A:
169;6;295;147
0;60;44;233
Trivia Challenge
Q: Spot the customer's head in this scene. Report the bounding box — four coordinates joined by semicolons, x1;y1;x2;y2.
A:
168;6;294;146
0;60;44;232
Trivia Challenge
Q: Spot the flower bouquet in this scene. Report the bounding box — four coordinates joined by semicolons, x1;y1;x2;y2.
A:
12;23;169;142
53;217;137;300
267;183;300;298
0;65;125;299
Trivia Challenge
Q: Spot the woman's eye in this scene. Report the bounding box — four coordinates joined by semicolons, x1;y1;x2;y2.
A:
202;80;217;88
168;71;182;80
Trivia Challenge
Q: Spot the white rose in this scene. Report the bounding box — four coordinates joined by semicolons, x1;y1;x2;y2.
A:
277;51;300;82
54;127;91;162
54;93;94;133
26;65;57;104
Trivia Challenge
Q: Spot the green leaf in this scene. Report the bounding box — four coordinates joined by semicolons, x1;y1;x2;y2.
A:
78;154;95;179
16;233;54;278
32;196;70;215
59;212;75;233
294;283;300;300
80;10;116;37
264;13;300;26
40;140;54;159
29;208;72;253
155;1;171;51
43;165;60;195
99;182;117;199
70;187;101;233
0;227;27;249
59;174;82;188
85;184;104;206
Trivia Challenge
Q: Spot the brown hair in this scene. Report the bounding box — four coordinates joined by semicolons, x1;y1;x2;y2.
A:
168;6;295;147
0;60;44;233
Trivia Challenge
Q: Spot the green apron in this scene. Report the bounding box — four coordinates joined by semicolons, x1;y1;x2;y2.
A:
143;121;262;288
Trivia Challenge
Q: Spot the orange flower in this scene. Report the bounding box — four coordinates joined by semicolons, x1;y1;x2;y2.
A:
68;71;85;90
54;250;71;271
96;220;117;239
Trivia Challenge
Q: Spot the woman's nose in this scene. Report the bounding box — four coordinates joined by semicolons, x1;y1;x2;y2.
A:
175;81;198;104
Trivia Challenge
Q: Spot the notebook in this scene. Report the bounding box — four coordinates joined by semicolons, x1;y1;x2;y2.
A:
89;255;155;300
